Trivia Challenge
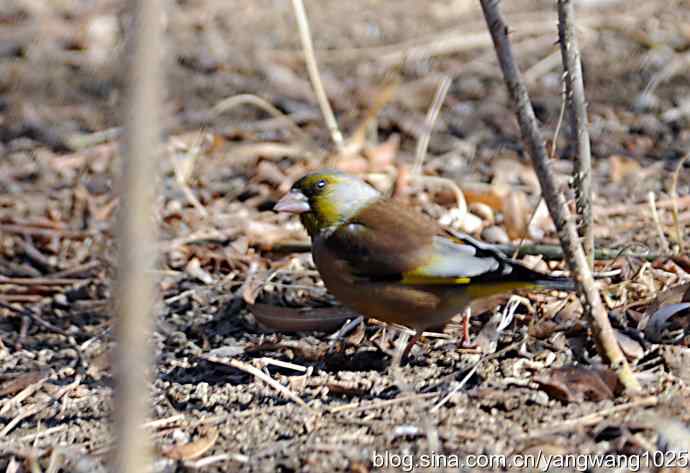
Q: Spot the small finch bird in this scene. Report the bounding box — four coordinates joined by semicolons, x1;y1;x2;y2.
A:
275;170;572;361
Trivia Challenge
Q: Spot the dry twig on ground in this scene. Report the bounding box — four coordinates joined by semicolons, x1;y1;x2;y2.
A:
478;0;640;393
112;0;162;471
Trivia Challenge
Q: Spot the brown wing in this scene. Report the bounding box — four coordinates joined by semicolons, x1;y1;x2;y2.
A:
323;199;440;278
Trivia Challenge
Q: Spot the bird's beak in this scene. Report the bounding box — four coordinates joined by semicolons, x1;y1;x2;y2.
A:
274;190;310;214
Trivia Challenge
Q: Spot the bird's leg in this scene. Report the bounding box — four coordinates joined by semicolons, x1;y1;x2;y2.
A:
461;307;476;348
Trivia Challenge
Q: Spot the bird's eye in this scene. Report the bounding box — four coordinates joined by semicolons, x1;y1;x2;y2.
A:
316;179;327;189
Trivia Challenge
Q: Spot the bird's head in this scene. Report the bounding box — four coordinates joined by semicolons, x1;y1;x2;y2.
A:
274;170;380;237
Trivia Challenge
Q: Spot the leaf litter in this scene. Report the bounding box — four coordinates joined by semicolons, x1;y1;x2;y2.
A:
1;0;690;471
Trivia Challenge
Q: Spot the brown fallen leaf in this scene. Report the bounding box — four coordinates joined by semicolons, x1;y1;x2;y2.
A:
533;365;621;402
528;319;560;340
671;255;690;274
160;427;219;461
185;257;214;285
614;330;644;361
502;190;530;240
250;303;359;332
462;182;509;211
0;371;47;397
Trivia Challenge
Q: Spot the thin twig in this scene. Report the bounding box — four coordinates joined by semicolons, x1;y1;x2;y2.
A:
647;191;670;253
558;0;594;269
521;395;657;439
0;301;72;339
551;77;568;161
0;376;81;438
431;338;524;412
213;94;314;146
409;175;468;220
524;49;561;85
596;194;690;217
290;0;344;153
413;76;452;175
328;392;438;415
479;0;640;393
0;277;83;286
670;154;688;253
204;356;309;408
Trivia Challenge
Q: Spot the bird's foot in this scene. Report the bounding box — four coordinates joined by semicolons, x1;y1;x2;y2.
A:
461;308;476;348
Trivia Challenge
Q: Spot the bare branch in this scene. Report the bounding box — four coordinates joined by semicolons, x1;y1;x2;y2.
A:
113;0;162;471
478;0;640;393
558;0;594;268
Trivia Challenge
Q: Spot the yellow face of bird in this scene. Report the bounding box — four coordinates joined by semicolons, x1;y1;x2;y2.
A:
274;171;380;237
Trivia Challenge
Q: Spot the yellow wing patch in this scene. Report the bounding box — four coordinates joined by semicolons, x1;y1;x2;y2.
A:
466;281;537;298
401;274;471;285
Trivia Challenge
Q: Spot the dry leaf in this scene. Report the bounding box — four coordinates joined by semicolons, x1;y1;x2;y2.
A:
250;304;359;332
160;427;219;461
533;365;621;402
502;190;530;240
185;257;214;285
528;319;560;340
469;202;494;224
462;182;509;211
0;371;46;397
644;303;690;344
614;330;644;361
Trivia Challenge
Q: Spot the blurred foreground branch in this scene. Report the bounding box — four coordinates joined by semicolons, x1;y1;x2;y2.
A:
478;0;640;393
113;0;162;471
558;0;594;269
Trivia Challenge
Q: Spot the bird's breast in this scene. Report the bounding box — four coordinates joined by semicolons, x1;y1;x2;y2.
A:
311;237;470;331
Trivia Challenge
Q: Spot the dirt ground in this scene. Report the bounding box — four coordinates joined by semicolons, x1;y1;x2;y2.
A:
1;0;690;471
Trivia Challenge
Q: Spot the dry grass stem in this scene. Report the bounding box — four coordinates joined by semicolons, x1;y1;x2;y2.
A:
410;175;468;220
670;154;688;253
213;94;314;146
522;395;658;439
647;191;670;253
431;338;524;412
413;76;452;175
290;0;344;153
204;355;309;408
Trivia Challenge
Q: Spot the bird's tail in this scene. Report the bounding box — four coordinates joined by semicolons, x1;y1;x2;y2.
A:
507;262;576;292
531;274;576;292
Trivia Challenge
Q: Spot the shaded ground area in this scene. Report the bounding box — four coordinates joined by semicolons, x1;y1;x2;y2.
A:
1;0;690;471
